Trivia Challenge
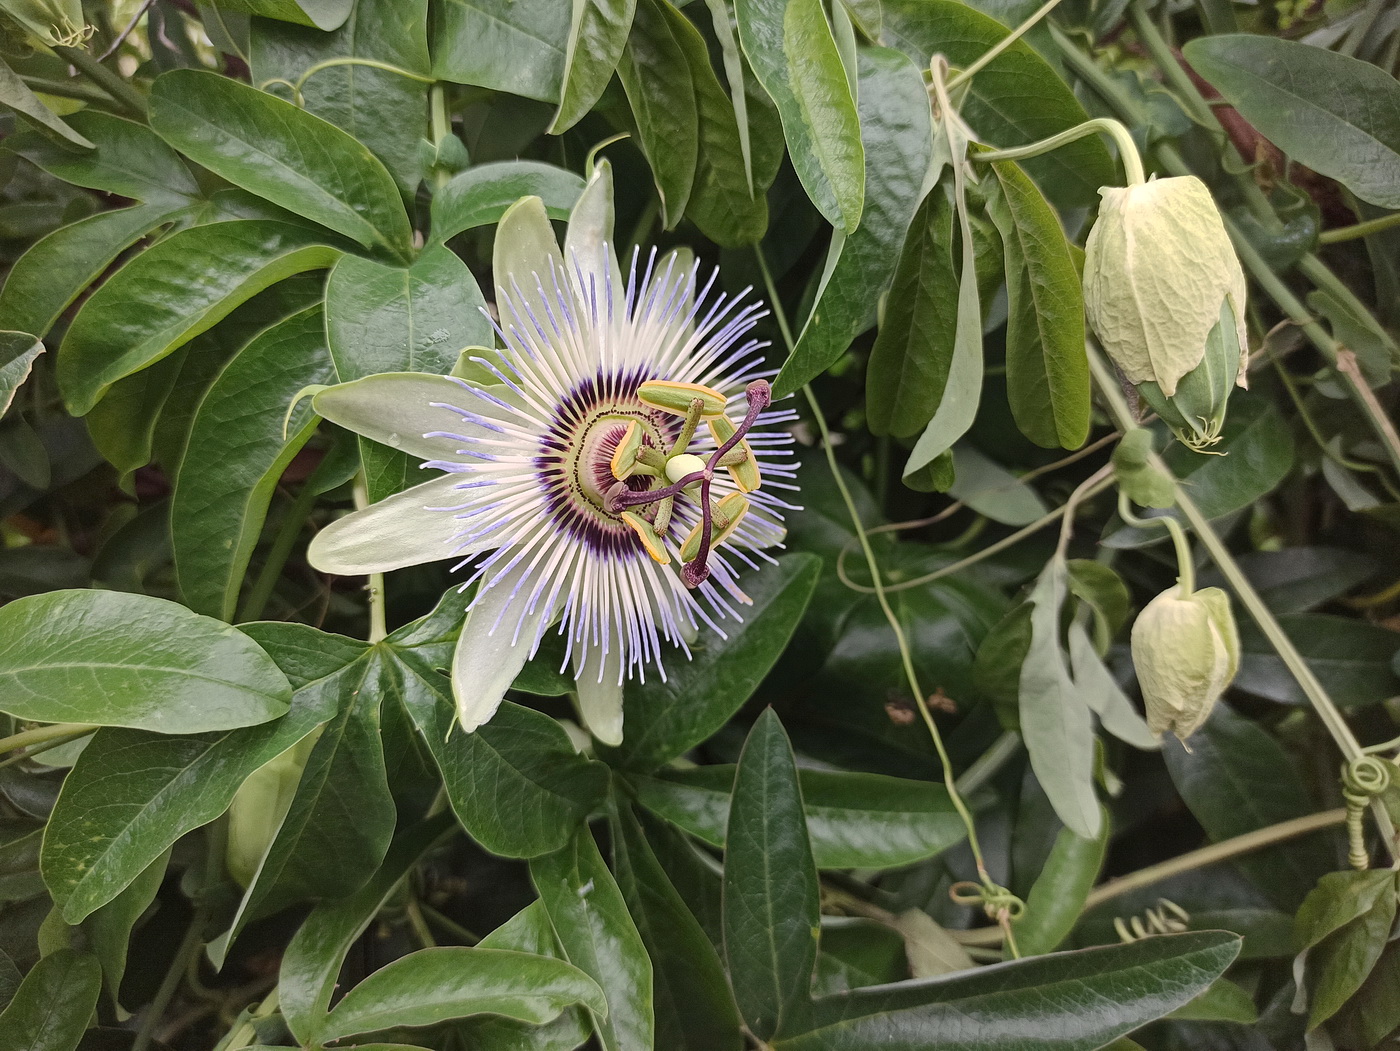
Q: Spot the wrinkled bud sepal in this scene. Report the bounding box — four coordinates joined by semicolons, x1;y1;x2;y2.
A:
638;379;728;417
1136;298;1244;454
707;416;761;492
1131;584;1240;744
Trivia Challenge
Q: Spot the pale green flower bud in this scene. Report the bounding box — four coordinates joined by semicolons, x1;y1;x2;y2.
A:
1130;585;1240;744
0;0;89;46
1083;176;1248;404
225;734;316;886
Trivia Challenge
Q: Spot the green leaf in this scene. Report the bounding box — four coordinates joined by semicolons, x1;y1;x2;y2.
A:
1019;559;1100;839
773;44;932;395
1012;805;1109;957
772;931;1240;1050
249;0;431;195
200;0;351;30
216;652;397;962
985;160;1089;450
604;553;820;770
326;244;490;380
432;0;571;103
947;445;1048;527
1304;877;1397;1028
431;161;584;245
1168;977;1258;1023
83;351;184;475
1162;705;1336;910
0;56;92;150
866;186;958;438
0;332;42;420
1104;399;1295;546
0;589;290;732
553;0;635;132
57;219;340;416
280;815;453;1043
1183;35;1400;210
40;623;357;922
881;0;1116;208
172;305;333;620
0;948;100;1051
149;69;412;257
611;806;744;1051
663;0;767;247
455;900;594;1051
617;0;698;228
1235;613;1400;709
1295;869;1399;952
723;709;819;1041
7;111;200;205
632;766;965;869
0;204;182;341
319;947;607;1040
735;0;864;232
390;649;610;859
82;849;168;1011
533;829;655;1051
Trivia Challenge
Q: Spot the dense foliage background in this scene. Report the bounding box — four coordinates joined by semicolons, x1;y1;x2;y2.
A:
1;0;1399;1048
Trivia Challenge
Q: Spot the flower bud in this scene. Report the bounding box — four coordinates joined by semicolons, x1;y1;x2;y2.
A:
1135;297;1242;452
225;735;315;886
1130;585;1240;744
1083;175;1248;408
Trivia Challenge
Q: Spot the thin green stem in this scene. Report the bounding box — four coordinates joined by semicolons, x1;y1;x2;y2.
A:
1318;211;1400;244
956;807;1350;946
836;475;1115;595
0;722;97;754
353;476;389;644
946;0;1066;91
238;478;321;623
1116;493;1196;595
755;247;991;880
954;731;1022;798
52;44;145;116
976;117;1145;186
20;75;113;104
285;57;435;104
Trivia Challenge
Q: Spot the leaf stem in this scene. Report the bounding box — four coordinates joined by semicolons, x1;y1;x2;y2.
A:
1319;211;1400;244
975;117;1145;186
0;721;97;755
755;246;991;879
237;477;321;623
945;0;1066;92
353;475;388;644
19;74;114;104
52;43;145;117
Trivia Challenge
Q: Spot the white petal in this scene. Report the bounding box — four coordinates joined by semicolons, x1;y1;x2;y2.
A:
308;473;485;575
572;644;625;746
494;196;569;331
565;160;625;320
313;373;509;461
452;561;562;733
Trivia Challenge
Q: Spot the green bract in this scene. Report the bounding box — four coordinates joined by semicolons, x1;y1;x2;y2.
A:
1130;585;1241;744
1083;176;1247;399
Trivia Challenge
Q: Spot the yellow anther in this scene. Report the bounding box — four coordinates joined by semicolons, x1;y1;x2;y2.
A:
638;380;729;418
611;420;645;480
707;416;761;493
620;511;671;564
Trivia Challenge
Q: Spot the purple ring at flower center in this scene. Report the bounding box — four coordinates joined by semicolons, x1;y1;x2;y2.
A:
535;367;679;559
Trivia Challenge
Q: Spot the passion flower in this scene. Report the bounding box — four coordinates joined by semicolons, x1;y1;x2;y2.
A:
306;178;795;745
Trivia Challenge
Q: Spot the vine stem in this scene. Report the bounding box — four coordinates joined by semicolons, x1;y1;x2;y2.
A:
237;477;321;623
754;247;992;881
954;808;1350;946
975;117;1145;186
1319;212;1400;244
945;0;1066;91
